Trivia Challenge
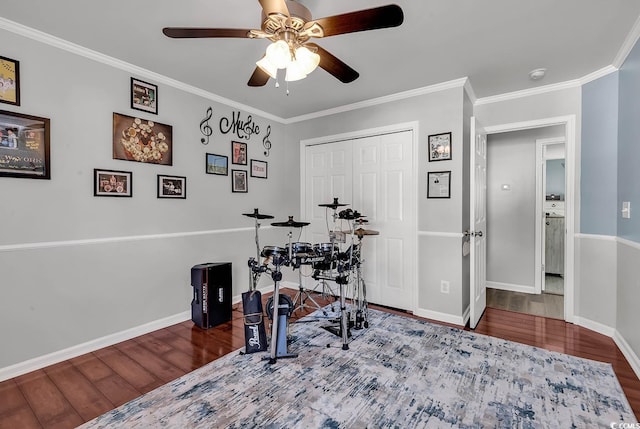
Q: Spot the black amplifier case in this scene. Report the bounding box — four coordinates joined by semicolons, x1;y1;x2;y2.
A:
190;262;232;329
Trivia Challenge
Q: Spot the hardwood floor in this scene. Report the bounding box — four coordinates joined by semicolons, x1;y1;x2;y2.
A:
1;290;639;428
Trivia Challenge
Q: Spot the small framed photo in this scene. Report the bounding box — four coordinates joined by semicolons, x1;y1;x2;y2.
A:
427;171;451;199
250;159;267;179
232;169;248;193
428;132;452;162
0;56;20;106
232;141;247;165
94;168;132;197
157;174;186;199
0;110;50;179
206;153;228;175
131;77;158;114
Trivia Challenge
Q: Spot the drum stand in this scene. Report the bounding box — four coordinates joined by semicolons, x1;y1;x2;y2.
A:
265;255;297;364
292;267;323;313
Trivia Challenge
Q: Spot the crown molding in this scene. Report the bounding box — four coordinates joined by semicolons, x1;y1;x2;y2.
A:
284;77;469;124
0;17;286;124
613;13;640;68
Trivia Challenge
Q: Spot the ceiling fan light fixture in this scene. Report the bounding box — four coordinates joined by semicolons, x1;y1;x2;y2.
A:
256;56;278;79
265;40;291;69
285;61;308;82
294;46;320;75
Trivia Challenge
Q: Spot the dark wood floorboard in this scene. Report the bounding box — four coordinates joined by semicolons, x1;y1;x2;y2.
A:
1;290;638;428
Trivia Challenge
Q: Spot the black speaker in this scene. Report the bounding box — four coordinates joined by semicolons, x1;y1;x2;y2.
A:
190;262;232;329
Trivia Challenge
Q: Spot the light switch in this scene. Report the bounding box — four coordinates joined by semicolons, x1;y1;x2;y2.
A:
622;201;631;219
501;184;511;191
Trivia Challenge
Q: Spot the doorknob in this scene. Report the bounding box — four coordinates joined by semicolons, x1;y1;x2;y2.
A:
474;231;483;237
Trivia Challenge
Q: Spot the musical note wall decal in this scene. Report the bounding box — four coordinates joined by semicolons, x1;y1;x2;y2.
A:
262;125;272;157
199;107;213;145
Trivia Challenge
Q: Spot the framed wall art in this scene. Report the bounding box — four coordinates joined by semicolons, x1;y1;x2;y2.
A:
94;168;132;197
0;110;50;179
206;153;228;175
131;77;157;114
157;174;186;199
428;132;452;162
231;141;247;165
0;55;20;106
113;112;172;165
427;171;451;199
250;159;267;179
232;169;248;193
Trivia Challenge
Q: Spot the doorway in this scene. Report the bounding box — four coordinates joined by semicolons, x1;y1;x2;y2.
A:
479;116;575;322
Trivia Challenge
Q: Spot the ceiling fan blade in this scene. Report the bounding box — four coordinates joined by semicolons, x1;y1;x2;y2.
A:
163;28;252;38
307;43;359;83
312;4;404;38
258;0;289;17
248;66;271;87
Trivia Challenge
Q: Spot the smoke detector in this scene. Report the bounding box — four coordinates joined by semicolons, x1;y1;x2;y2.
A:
529;68;547;81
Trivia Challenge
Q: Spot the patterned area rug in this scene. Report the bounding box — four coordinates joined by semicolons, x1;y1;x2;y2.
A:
79;308;636;428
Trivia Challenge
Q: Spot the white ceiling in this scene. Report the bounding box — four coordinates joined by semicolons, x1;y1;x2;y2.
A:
2;0;640;120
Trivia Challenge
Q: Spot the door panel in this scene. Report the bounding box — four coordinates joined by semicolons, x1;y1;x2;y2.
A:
470;117;487;329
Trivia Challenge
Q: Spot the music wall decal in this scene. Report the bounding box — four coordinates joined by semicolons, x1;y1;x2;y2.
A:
199;106;213;145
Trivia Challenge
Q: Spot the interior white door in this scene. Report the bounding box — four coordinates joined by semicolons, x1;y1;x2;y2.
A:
352;131;414;309
303;129;414;310
304;141;353;246
470;117;487;329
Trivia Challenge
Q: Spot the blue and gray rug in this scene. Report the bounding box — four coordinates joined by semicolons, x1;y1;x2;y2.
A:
79;308;637;428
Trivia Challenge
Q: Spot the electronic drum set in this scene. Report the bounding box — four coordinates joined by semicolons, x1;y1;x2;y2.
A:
243;198;379;363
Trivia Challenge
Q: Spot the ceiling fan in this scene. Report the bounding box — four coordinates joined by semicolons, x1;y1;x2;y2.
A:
162;0;404;86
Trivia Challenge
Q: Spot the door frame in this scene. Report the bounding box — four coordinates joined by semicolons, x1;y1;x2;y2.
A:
299;121;420;312
484;115;576;322
535;137;566;294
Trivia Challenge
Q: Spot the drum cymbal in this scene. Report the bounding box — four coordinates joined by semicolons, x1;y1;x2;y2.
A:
271;216;310;228
242;208;274;219
354;228;380;237
318;197;349;209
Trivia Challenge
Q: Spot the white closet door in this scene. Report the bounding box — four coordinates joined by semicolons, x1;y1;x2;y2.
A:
303;129;414;311
352;131;414;309
303;141;353;247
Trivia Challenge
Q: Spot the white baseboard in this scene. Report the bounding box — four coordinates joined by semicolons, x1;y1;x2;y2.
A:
614;330;640;380
0;285;287;382
573;316;616;337
0;310;191;382
414;308;465;327
487;281;535;294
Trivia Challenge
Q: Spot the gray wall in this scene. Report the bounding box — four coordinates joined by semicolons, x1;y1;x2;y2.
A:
581;73;618;236
289;86;468;322
616;36;640;359
0;29;297;368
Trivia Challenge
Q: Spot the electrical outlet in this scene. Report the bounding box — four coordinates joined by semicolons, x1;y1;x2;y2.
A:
440;280;450;294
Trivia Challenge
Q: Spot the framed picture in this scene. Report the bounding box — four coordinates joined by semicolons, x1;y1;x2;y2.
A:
427;171;451;199
0;56;20;106
0;110;50;179
157;174;186;199
131;77;157;114
231;141;247;165
206;153;228;175
428;132;452;162
250;159;267;179
232;169;248;193
94;168;132;197
113;112;172;165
